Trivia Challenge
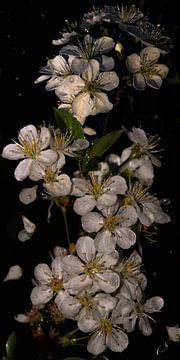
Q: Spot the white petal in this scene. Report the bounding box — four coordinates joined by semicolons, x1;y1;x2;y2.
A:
44;174;72;196
140;47;160;63
73;195;96;215
56;292;81;319
72;92;93;124
114;227;136;249
94;293;117;315
71;178;89;196
19;185;38;204
96;270;120;293
34;263;52;283
100;55;115;71
51;257;63;278
3;265;23;282
30;285;53;305
153;64;169;79
22;215;36;233
91;92;113;115
97;193;117;209
83;126;97;136
146;74;162;89
37;149;58;164
143;296;164;313
19;125;37;143
1;144;25;160
82;59;100;82
15;314;29;323
76;236;96;263
39;127;51;150
133;73;146;91
55;75;84;98
82;212;104;233
34;74;50;84
94;230;116;254
104;175;127;194
97;71;119;91
18;229;32;242
107;328;129;352
94;36;115;54
87;331;106;355
62;255;83;275
126;53;141;73
117;205;137;226
128;127;148;145
139;316;152;336
14;159;33;181
65;274;92;294
78;308;99;332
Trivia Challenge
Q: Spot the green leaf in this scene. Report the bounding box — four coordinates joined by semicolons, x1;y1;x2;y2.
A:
5;331;17;359
87;129;124;159
81;129;124;175
53;107;85;139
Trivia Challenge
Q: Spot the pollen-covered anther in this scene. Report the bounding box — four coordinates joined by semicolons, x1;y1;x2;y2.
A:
84;261;104;276
49;277;63;292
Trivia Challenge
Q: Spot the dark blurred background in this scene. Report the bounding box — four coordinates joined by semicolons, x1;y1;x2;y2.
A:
0;0;180;359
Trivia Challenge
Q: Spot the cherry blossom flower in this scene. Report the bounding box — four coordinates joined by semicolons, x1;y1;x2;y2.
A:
62;236;120;295
30;257;66;306
60;34;115;73
113;287;164;336
82;204;137;252
124;181;170;227
126;46;169;90
1;125;58;181
78;301;129;355
55;59;119;125
72;173;127;215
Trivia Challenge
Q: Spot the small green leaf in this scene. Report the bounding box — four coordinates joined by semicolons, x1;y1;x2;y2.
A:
87;129;124;159
5;331;17;359
53;108;84;139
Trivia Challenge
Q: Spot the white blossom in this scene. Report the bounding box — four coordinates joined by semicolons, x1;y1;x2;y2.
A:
82;204;137;252
1;125;58;181
30;257;66;306
62;236;120;295
126;46;169;90
72;173;127;216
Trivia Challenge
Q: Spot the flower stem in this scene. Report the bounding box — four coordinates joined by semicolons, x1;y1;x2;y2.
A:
60;206;71;246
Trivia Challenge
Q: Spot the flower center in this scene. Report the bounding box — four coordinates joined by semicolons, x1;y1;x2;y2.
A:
100;318;112;333
88;174;103;199
49;277;63;292
18;130;39;158
133;302;143;315
51;128;74;151
78;292;93;310
44;167;58;183
84;261;104;276
85;81;96;95
103;215;119;231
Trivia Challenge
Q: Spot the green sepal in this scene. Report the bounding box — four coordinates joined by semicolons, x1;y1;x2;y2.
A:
5;331;17;359
53;107;85;139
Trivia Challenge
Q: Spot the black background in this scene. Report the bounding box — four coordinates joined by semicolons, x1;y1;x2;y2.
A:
0;0;180;359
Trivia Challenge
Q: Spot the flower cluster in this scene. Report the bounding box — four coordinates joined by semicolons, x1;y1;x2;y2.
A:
1;2;176;360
